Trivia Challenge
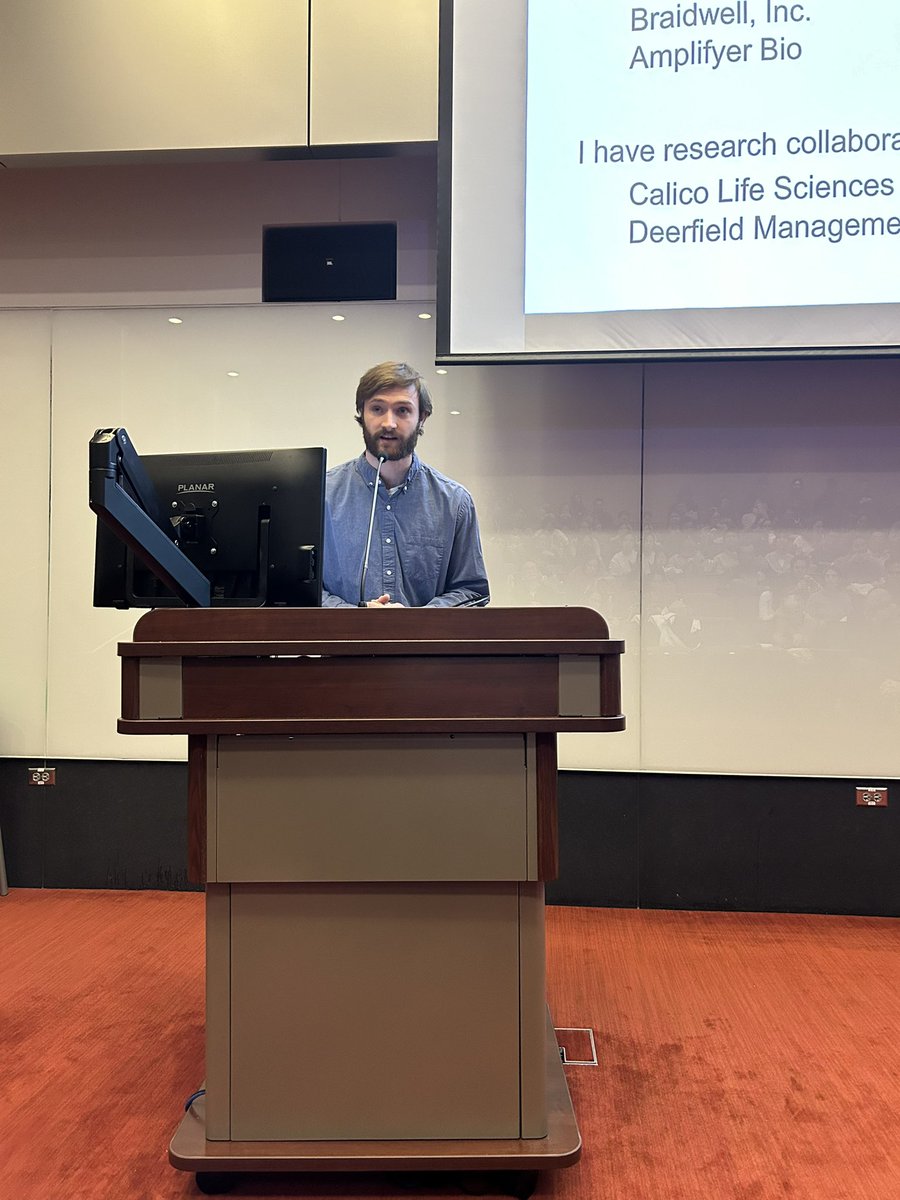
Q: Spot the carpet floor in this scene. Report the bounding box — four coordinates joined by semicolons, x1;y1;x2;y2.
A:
1;891;897;1200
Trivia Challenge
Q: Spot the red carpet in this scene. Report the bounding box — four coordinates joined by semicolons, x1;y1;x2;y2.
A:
1;891;897;1199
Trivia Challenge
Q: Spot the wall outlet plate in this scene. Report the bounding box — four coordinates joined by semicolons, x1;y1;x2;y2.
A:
856;786;888;807
27;766;56;786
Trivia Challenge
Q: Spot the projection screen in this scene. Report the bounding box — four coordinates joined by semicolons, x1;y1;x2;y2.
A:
437;0;900;362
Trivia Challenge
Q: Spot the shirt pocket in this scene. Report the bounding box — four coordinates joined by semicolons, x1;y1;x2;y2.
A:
400;535;445;584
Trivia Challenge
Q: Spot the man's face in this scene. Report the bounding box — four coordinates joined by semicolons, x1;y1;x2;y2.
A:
361;384;423;462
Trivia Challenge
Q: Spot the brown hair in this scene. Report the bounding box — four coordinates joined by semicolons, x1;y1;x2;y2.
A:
354;361;433;429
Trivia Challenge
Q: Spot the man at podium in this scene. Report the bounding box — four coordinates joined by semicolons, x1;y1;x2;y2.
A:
321;361;490;608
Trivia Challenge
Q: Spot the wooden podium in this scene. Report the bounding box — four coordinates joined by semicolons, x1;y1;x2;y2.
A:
118;606;624;1195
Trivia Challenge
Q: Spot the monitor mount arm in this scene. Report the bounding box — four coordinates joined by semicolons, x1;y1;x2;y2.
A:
89;428;211;608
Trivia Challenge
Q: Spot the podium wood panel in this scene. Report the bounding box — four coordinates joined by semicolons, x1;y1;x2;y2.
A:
187;736;207;885
129;605;614;644
182;655;558;721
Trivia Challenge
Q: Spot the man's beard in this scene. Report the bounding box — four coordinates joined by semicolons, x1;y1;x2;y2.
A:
364;425;421;461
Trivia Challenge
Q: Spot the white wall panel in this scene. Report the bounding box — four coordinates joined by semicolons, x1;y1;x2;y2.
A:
0;313;52;756
310;0;438;145
641;359;900;778
0;0;309;157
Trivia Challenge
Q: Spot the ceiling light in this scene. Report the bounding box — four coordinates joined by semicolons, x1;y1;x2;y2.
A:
417;312;432;320
226;371;239;378
332;314;345;322
167;317;183;324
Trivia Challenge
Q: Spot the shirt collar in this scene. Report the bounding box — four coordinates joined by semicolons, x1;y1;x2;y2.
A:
355;452;420;490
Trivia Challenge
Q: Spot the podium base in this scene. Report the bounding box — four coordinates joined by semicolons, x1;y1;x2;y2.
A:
169;1015;581;1181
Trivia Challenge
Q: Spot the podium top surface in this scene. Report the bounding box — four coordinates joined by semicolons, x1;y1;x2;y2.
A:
122;605;624;659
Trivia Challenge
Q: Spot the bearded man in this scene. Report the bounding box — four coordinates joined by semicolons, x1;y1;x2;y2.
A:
321;362;490;608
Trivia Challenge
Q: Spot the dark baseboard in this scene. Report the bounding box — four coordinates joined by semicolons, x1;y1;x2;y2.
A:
1;759;896;915
547;771;899;917
0;759;199;891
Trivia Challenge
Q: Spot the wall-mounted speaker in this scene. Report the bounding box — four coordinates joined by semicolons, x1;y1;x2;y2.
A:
262;222;398;302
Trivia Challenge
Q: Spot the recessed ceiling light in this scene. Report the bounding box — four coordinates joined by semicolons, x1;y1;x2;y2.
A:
417;312;432;320
226;371;239;377
332;314;345;322
449;410;461;416
436;368;448;375
167;317;183;324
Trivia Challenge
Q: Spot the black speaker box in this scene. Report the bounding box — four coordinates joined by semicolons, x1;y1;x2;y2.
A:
262;222;397;302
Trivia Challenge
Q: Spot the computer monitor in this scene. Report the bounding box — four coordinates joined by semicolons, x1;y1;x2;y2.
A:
92;439;326;609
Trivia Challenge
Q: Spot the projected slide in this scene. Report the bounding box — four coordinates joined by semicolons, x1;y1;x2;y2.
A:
525;0;900;315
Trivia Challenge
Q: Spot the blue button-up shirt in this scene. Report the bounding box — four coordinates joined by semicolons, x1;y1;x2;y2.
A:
322;454;490;608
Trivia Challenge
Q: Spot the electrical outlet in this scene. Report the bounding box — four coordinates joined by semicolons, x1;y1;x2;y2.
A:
27;766;56;786
855;786;888;807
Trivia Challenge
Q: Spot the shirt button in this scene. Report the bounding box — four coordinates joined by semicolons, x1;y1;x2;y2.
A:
385;538;392;544
386;504;391;510
386;569;393;576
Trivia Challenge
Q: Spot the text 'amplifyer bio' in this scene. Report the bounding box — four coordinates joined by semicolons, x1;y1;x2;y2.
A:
628;1;810;73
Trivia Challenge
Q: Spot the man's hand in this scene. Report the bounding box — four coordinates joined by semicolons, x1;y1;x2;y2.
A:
366;594;406;608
